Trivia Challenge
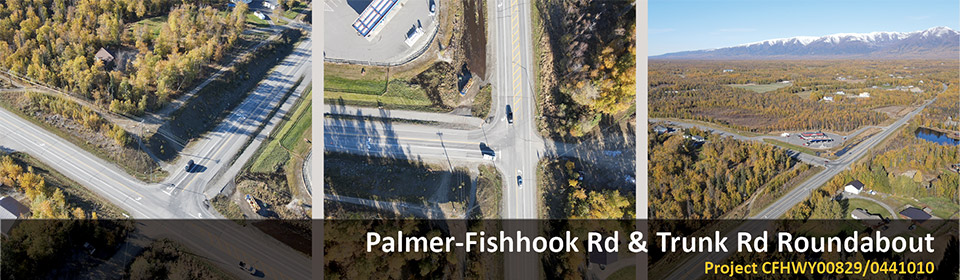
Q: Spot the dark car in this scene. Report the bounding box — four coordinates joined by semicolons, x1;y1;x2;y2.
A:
516;170;523;188
186;160;195;172
479;143;496;160
506;105;513;124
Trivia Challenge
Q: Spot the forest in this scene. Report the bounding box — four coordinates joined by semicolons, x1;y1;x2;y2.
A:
0;0;246;115
650;60;955;133
649;127;804;219
534;0;636;139
540;158;634;220
0;155;92;219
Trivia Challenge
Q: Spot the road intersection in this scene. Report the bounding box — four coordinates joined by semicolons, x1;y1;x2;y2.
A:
0;21;313;280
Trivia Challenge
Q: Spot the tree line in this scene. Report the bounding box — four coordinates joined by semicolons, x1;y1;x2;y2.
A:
536;0;635;138
0;0;246;116
649;127;802;219
650;60;955;133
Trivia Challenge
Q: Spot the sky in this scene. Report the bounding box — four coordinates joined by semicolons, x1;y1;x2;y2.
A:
649;0;960;56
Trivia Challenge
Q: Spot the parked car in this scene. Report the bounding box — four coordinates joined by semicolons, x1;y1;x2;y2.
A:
506;105;514;124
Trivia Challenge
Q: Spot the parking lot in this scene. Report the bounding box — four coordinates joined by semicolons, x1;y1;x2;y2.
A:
776;131;844;149
323;0;438;63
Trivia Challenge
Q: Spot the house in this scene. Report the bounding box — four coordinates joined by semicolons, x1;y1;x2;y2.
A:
683;134;705;142
899;207;931;224
653;125;671;134
781;132;790;137
850;208;885;227
851;208;883;220
843;180;864;195
836;91;845;95
263;1;276;9
94;48;114;64
1;196;29;236
822;96;834;102
859;92;870;98
253;11;266;19
722;69;734;73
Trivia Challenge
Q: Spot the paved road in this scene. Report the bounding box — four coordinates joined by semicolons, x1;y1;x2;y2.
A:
324;193;447;218
661;98;936;279
0;24;313;280
326;104;485;128
651;118;830;166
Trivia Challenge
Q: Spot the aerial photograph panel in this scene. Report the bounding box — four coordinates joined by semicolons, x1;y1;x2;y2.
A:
0;0;313;278
649;0;958;278
323;0;635;278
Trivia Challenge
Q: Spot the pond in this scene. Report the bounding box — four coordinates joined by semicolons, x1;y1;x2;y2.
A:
914;127;959;146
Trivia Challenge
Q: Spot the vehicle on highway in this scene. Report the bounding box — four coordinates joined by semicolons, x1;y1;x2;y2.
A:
479;143;496;160
185;160;196;172
506;105;513;124
516;170;523;188
239;261;257;275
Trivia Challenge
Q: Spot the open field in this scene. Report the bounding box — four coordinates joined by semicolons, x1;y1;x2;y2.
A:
728;82;791;93
128;15;167;37
763;138;819;156
847;198;895;218
324;152;471;205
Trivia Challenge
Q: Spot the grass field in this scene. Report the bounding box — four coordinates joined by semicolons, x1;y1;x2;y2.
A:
847;198;894;218
250;88;312;173
325;80;438;111
728;82;791;93
283;1;309;19
246;13;270;28
128;16;167;37
763;138;819;157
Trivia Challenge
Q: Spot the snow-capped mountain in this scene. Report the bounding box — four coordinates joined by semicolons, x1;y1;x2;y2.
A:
653;26;959;59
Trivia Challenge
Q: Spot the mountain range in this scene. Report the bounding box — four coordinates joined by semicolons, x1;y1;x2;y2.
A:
652;26;959;59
